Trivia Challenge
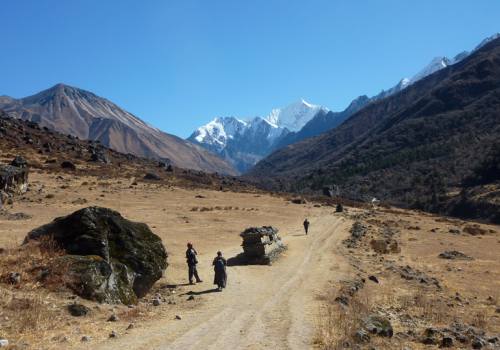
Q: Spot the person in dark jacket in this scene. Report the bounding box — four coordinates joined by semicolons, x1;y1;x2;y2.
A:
212;251;227;291
303;218;310;235
186;242;202;284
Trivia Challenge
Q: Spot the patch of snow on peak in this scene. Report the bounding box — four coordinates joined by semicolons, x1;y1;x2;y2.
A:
400;78;411;88
410;56;452;83
475;33;500;51
265;99;328;132
191;117;248;151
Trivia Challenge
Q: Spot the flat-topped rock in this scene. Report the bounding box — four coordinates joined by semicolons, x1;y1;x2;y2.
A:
233;226;285;265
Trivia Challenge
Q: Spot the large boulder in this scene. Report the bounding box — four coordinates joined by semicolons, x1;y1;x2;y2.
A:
25;207;168;304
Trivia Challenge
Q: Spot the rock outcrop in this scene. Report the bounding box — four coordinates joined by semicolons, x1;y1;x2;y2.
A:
0;157;29;208
25;207;168;304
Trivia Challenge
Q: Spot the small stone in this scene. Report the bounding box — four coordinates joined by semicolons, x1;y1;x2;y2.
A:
107;314;119;322
438;250;473;260
368;275;379;283
7;272;21;285
67;303;90;317
0;339;9;347
355;329;370;343
363;314;393;337
441;336;454;347
472;337;485;349
152;298;161;306
422;337;438;345
109;331;118;338
187;295;195;301
175;315;182;320
81;336;91;342
127;323;134;330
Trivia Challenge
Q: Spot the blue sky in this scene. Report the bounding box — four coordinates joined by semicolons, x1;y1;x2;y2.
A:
1;1;498;138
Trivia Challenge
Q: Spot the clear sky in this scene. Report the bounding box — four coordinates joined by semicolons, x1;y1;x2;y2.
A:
1;0;498;138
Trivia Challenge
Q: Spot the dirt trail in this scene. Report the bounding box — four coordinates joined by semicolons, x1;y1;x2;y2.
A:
92;214;351;350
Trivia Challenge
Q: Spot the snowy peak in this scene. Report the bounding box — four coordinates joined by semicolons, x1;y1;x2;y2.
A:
410;56;453;83
379;33;500;100
189;99;327;172
475;33;500;50
191;117;248;152
265;99;328;132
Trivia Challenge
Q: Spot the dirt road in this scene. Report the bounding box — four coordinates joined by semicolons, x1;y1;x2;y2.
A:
93;214;351;350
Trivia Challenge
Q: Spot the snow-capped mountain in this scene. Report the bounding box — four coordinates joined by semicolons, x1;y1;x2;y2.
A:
273;33;500;152
376;33;500;99
191;33;500;174
374;55;463;100
188;100;327;172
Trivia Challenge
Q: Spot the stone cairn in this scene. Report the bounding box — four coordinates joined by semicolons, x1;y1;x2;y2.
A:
238;226;285;265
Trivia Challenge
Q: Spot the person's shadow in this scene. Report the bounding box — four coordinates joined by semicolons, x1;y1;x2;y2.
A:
163;283;192;288
183;289;220;295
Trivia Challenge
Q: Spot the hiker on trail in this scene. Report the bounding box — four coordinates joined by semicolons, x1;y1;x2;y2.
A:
186;242;203;285
303;218;310;235
212;251;227;291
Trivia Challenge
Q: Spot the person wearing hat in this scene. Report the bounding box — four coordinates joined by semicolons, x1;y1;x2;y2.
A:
212;251;227;291
186;242;202;284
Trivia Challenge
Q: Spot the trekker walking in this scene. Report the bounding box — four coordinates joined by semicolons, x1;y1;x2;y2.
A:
212;251;227;291
186;242;202;284
303;218;310;235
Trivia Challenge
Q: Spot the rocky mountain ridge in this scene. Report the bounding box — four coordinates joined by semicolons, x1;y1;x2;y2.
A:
247;36;500;224
188;100;327;172
0;84;237;175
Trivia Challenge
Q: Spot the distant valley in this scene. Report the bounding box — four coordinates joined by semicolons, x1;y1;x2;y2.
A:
248;35;500;223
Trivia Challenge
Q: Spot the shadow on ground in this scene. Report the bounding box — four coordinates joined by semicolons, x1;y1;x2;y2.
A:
184;288;221;295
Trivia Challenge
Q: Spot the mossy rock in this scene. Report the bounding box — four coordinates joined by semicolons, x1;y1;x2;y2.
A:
363;314;393;337
26;207;168;304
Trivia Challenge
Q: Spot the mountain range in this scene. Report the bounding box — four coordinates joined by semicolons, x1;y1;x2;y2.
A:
0;84;236;175
188;100;328;172
190;33;500;173
247;35;500;223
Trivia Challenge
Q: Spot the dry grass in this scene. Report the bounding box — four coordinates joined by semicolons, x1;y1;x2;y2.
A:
116;304;150;323
0;237;69;345
314;293;372;350
2;292;58;333
471;310;488;329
